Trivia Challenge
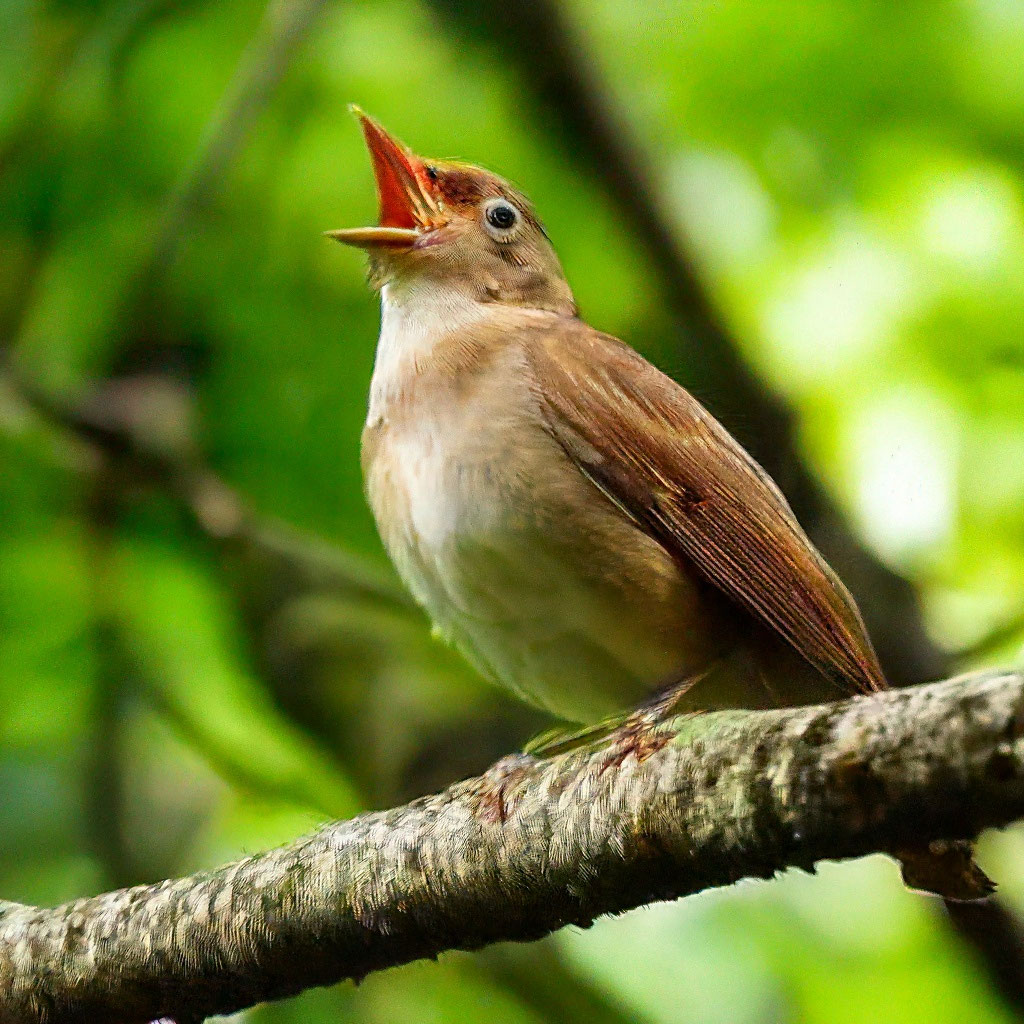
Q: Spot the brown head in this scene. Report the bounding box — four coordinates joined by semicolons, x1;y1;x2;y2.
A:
327;109;575;315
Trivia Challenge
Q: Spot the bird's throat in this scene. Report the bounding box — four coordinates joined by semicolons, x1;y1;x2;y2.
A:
368;281;493;422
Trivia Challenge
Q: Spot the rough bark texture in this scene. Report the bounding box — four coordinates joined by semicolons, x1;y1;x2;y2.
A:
2;668;1023;1024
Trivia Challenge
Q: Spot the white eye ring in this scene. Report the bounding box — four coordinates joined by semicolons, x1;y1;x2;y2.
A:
482;198;521;240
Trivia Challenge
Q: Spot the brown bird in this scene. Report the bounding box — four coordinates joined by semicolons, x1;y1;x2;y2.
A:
328;110;886;728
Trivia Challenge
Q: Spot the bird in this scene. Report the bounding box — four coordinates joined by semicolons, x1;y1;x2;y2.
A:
327;109;887;730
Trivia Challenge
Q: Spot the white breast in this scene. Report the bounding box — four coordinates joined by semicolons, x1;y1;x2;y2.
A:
367;280;491;425
362;284;709;722
367;281;501;551
365;280;507;602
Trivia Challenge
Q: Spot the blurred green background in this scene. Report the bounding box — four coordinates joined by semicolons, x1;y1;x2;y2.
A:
3;0;1024;1021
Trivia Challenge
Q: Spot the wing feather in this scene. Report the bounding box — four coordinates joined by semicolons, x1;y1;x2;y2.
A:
525;322;886;696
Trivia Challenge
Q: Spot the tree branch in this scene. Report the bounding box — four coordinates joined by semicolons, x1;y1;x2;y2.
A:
0;366;410;614
2;668;1022;1024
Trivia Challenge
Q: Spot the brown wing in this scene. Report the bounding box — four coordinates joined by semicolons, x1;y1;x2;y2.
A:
524;320;886;696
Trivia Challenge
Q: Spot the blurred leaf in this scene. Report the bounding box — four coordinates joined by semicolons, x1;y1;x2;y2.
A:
110;532;360;819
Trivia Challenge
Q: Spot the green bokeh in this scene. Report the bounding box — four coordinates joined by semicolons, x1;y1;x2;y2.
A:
2;0;1023;1020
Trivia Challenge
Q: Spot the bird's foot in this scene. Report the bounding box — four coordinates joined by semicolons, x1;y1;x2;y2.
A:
598;712;675;772
599;669;713;771
470;752;536;825
525;671;709;771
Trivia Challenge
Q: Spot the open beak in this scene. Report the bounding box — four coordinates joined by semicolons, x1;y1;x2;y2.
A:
325;108;442;249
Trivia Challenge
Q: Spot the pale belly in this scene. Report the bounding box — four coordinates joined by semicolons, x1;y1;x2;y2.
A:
364;384;728;724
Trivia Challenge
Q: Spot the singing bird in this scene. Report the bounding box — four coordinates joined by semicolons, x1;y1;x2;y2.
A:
328;111;886;728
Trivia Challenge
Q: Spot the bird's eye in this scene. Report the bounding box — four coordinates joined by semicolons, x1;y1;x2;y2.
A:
483;198;520;239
